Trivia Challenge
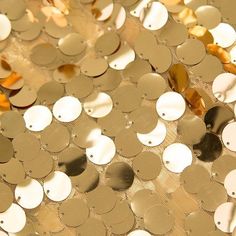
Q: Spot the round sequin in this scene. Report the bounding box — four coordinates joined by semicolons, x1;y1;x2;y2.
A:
140;1;168;30
128;230;151;236
86;185;117;214
137;73;167;100
58;33;86;56
212;73;236;103
224;169;236;198
91;0;114;21
0;134;13;163
131;189;161;218
195;5;221;29
197;181;227;212
163;143;192;173
137;120;167;147
0;14;11;41
108;43;135;70
83;92;113;118
132;151;162;181
190;55;223;83
53;96;82;122
0;182;13;212
214;202;236;233
81;58;108;77
0;158;25;184
177;114;206;145
43;171;72;202
115;128;143;157
0;203;26;233
23;150;54;179
180;164;210;194
156;91;186;121
15;178;44;209
37;81;64;105
0;60;11;78
144;205;174;235
105;162;134;191
97;109;126;137
23;105;52;132
59;198;89;227
113;85;142;112
210;23;236;48
95;31;120;56
41;122;70;153
176;39;206;65
72;116;102;148
86;135;116;165
65;75;93;99
193;132;222;162
185;210;215;235
222;122;236;152
13;133;40;162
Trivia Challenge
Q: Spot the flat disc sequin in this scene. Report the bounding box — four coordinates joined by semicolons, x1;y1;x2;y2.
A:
193;132;222;162
43;171;72;202
58;147;87;177
212;73;236;103
0;182;13;212
224;169;236;198
209;23;236;48
144;205;174;235
214;202;236;233
0;14;11;41
0;203;26;233
59;198;89;227
58;33;86;56
23;150;54;179
65;75;93;99
222;122;236;152
13;133;40;162
41;123;70;152
0;158;25;184
95;32;120;56
128;230;151;236
81;58;108;77
97;109;126;137
0;134;13;163
137;73;167;100
53;96;82;122
204;105;234;134
83;92;113;118
197;181;227;212
177;114;206;145
130;189;161;218
105;162;134;191
180;164;210;194
86;185;117;214
30;43;57;66
137;120;167;147
163;143;192;173
86;135;116;165
140;1;168;31
15;178;44;209
156;91;186;121
132;151;162;181
37;81;64;105
115;128;143;157
113;85;142;112
190;55;223;83
23;105;52;132
176;39;206;65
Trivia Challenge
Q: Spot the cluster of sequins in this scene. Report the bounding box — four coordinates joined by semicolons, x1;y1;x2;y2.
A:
0;0;236;235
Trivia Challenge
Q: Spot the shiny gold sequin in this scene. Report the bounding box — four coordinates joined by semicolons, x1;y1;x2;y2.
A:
105;162;134;190
132;151;162;181
0;134;14;163
0;182;13;212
